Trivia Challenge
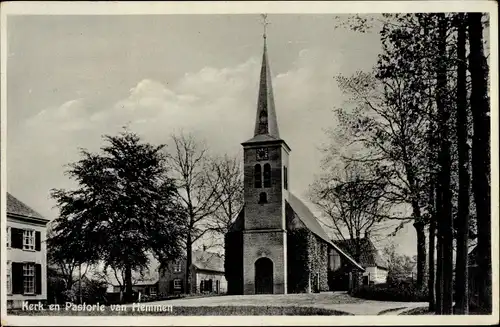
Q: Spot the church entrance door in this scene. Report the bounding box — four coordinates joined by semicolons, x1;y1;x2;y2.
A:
255;257;273;294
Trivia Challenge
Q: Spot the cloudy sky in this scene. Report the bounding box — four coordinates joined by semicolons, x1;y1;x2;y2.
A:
6;13;418;255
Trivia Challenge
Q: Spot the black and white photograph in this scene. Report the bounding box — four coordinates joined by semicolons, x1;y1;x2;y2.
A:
1;1;498;325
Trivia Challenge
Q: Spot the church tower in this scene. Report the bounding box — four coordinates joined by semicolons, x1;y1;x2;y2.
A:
241;30;291;295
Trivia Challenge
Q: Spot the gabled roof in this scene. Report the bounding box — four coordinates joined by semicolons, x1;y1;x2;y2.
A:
286;193;365;271
333;238;388;269
192;250;224;273
7;192;47;221
105;253;160;287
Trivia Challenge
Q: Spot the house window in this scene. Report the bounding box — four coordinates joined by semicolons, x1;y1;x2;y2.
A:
6;227;10;248
23;230;35;251
173;261;182;273
7;261;11;294
173;279;182;289
254;164;262;188
263;163;271;188
23;263;35;294
149;286;157;296
258;192;267;204
284;166;288;190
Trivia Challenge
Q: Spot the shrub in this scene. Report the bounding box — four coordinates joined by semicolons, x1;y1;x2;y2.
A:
352;281;428;302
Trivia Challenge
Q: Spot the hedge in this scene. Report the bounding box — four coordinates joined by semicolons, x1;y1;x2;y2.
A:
352;281;428;302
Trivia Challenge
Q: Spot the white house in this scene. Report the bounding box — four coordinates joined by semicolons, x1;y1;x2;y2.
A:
6;193;50;309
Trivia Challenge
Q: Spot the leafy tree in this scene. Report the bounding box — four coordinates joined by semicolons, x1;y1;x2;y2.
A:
47;210;98;301
50;129;186;303
382;243;417;285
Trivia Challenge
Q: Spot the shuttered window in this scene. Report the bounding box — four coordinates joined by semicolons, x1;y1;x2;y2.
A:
23;230;35;251
11;228;23;249
35;264;42;294
6;227;10;248
23;263;35;294
10;228;41;251
12;262;23;294
35;231;41;251
7;261;12;294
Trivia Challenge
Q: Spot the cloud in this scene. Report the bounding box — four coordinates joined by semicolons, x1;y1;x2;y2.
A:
9;47;343;221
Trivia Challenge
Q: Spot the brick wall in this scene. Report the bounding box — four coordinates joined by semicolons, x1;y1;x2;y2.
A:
243;145;286;231
158;259;186;296
242;230;287;294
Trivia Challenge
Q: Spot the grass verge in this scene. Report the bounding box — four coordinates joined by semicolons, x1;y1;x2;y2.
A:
377;307;407;315
398;307;432;315
8;305;352;316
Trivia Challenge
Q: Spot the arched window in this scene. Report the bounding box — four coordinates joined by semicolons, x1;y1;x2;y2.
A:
284;166;288;190
263;163;271;188
254;164;262;188
259;192;267;204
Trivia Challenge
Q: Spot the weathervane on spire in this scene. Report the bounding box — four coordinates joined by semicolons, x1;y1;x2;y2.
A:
260;14;270;39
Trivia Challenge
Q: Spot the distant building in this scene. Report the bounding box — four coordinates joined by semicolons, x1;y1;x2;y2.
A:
158;250;227;296
105;250;227;299
333;236;388;285
6;193;50;309
224;34;365;295
105;253;160;299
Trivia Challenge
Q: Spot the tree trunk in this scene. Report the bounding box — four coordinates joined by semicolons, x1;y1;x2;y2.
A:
125;264;133;303
435;184;443;314
185;232;193;294
428;185;436;311
436;13;453;315
454;14;470;315
78;264;82;304
413;219;427;289
467;12;491;314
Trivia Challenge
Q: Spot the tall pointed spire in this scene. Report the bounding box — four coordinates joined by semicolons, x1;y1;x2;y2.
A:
254;15;280;139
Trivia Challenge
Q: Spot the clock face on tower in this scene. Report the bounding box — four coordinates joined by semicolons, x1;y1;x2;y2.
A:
256;148;269;161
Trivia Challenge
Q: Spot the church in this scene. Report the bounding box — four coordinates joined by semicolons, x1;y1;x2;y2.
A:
224;34;365;295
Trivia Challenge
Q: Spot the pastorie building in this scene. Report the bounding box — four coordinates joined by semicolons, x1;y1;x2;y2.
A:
6;193;50;308
224;35;365;295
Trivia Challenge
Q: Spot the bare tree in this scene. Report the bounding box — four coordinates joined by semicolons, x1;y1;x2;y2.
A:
205;154;244;249
166;133;222;293
310;160;391;261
